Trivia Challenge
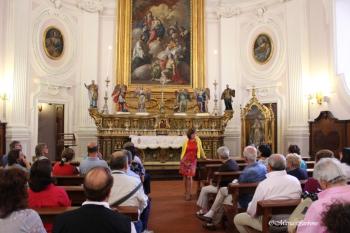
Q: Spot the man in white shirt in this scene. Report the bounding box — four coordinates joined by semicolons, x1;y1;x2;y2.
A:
108;150;152;233
234;154;302;233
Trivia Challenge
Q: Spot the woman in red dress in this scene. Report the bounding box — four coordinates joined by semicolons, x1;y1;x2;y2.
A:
180;128;206;200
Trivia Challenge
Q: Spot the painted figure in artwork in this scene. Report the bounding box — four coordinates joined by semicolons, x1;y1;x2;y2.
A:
194;88;210;113
112;84;128;112
221;84;235;111
84;80;98;108
134;87;151;112
131;1;191;85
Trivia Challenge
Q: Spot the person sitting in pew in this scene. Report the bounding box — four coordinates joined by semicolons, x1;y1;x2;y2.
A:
53;148;79;176
288;144;307;170
286;153;308;180
198;146;267;230
28;159;71;233
297;158;350;233
322;202;350;233
196;146;239;216
108;150;152;233
304;149;334;193
53;167;136;233
6;149;30;173
0;168;46;233
234;154;301;233
123;142;151;195
257;144;272;168
34;143;50;161
79;142;109;175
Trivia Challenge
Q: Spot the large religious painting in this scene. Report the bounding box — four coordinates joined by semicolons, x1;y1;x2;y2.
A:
43;27;64;59
253;33;273;64
116;0;205;92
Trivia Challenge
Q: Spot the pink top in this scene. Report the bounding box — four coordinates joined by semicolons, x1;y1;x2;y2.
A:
297;185;350;233
28;184;71;233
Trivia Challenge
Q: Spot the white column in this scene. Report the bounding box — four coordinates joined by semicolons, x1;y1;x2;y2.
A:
75;10;100;158
284;0;309;155
3;0;32;156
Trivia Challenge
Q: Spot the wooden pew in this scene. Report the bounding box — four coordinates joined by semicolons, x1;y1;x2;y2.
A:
61;186;85;206
34;205;139;223
225;180;306;233
53;175;85;186
194;159;223;195
305;161;314;168
224;182;259;232
254;199;301;233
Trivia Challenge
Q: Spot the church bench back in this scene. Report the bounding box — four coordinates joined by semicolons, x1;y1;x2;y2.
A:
34;206;139;224
256;199;301;233
60;186;85;206
53;175;85;186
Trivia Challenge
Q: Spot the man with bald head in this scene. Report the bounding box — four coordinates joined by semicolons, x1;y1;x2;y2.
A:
234;154;302;233
79;142;109;175
53;167;136;233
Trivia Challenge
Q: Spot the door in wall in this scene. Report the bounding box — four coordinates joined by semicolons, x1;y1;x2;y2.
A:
38;103;64;161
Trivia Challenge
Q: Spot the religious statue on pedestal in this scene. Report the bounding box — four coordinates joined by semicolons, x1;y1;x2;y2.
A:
112;84;128;112
84;80;98;108
221;84;235;111
174;89;190;113
134;87;151;112
194;88;210;113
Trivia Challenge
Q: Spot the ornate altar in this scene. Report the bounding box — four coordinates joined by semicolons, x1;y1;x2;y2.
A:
89;108;233;164
240;89;275;153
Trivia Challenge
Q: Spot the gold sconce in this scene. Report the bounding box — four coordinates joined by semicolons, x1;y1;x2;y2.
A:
309;91;330;105
38;104;43;112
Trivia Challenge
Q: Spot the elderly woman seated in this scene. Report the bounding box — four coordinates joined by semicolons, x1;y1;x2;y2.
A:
297;158;350;233
286;153;308;180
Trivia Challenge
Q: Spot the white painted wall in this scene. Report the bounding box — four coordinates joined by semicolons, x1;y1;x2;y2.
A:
0;0;349;160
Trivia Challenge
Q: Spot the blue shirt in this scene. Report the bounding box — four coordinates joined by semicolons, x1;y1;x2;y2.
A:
238;162;267;208
79;157;110;175
300;160;307;170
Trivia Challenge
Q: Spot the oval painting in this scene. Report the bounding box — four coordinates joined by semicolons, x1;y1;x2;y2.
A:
253;34;273;64
43;27;64;59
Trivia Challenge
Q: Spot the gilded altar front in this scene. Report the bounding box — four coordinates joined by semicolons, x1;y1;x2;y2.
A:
89;109;233;165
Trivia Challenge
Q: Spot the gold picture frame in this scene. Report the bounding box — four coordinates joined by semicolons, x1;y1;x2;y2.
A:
43;26;64;60
253;33;273;64
115;0;205;93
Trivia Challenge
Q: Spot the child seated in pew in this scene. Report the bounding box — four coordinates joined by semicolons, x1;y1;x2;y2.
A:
28;159;71;233
53;148;79;176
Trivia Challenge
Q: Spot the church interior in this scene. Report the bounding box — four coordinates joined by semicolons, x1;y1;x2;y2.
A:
0;0;350;233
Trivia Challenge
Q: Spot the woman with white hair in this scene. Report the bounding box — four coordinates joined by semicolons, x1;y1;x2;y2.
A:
286;153;308;180
297;158;350;233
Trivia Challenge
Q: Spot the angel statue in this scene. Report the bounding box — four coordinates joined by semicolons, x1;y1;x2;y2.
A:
134;87;151;112
112;84;128;112
194;88;210;113
174;89;191;113
221;84;235;111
